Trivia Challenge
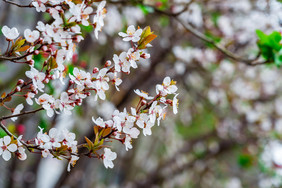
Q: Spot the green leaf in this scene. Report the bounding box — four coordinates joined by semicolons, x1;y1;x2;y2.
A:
80;24;93;33
274;49;282;66
256;30;282;52
39;117;48;130
67;64;75;74
85;136;94;150
138;26;157;49
48;57;58;70
256;30;282;65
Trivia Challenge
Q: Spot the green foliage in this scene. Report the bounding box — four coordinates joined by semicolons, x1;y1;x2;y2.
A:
67;64;75;75
0;129;7;137
176;109;217;139
211;12;221;26
80;24;93;33
159;16;169;27
238;153;254;168
46;82;55;95
38;116;48;130
138;4;153;15
256;30;282;66
33;54;43;70
205;32;221;48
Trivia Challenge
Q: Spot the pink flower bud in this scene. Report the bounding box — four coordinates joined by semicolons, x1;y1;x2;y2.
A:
69;80;74;85
93;67;99;74
105;60;111;67
166;99;173;105
17;79;24;85
28;60;34;66
141;100;147;106
34;50;40;55
50;75;55;80
42;46;48;51
15;86;21;92
44;78;49;83
30;85;36;91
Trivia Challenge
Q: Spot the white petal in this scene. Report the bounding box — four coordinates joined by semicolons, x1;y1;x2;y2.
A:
49;128;57;138
3;136;11;145
163;77;171;85
127;25;135;34
2;150;11;161
7;144;17;152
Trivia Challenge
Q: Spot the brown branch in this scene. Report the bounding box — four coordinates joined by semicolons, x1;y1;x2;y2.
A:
0;121;32;148
0;80;32;104
0;107;44;121
0;44;43;64
0;53;31;62
174;17;268;66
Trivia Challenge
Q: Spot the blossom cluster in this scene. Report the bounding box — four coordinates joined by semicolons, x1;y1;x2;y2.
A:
0;0;179;171
35;127;79;171
0;135;26;161
92;76;179;168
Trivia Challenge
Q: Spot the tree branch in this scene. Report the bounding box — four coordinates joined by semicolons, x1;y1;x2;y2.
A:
174;17;268;66
0;107;44;121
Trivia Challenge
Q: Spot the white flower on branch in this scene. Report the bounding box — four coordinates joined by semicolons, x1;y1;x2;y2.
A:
25;67;46;92
103;148;117;169
11;104;24;122
93;1;107;39
118;25;143;42
0;136;18;161
24;29;40;43
32;0;47;12
1;26;19;40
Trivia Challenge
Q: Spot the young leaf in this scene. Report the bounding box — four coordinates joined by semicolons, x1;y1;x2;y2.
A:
102;127;112;138
85;136;94;150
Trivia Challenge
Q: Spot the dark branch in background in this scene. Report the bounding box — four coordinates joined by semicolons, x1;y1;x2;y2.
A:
108;0;268;66
174;17;267;66
2;0;31;8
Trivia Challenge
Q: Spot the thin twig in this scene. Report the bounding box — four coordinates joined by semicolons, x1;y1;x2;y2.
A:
0;44;43;64
174;17;268;66
0;107;44;121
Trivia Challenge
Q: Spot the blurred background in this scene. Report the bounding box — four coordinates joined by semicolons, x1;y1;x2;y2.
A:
1;0;282;187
